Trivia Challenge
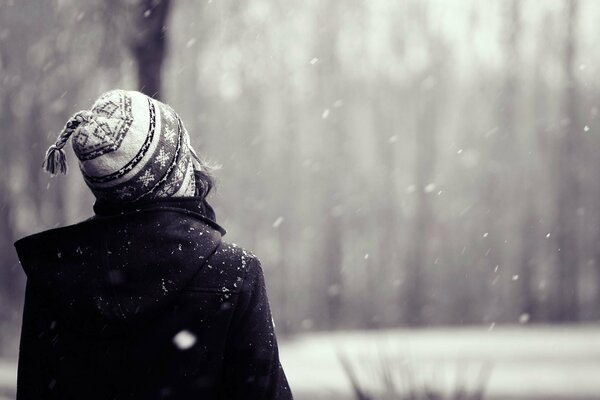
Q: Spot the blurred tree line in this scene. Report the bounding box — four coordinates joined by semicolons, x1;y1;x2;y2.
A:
1;0;600;355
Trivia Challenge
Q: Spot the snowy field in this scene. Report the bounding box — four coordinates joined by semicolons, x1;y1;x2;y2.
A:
1;325;599;400
0;359;15;400
279;325;600;400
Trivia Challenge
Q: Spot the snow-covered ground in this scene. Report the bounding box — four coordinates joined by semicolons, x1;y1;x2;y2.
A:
279;325;600;400
1;325;599;399
0;359;15;400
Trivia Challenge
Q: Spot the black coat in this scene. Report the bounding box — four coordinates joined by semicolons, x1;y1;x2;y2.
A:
14;197;293;400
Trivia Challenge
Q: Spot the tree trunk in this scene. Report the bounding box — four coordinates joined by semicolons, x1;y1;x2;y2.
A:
405;80;436;326
555;0;580;322
370;81;400;328
130;0;171;100
403;19;445;325
502;0;537;321
312;0;345;330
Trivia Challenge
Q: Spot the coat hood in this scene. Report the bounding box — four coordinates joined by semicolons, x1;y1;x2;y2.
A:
14;197;225;337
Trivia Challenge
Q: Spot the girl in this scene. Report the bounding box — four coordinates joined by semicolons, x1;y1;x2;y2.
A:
14;89;292;400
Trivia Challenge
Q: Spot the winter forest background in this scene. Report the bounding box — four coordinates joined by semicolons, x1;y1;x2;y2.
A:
1;0;600;398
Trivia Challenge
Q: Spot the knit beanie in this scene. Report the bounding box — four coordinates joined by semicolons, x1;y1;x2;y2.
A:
43;90;202;202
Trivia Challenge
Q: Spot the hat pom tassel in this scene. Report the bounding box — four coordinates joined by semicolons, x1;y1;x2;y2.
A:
43;145;68;175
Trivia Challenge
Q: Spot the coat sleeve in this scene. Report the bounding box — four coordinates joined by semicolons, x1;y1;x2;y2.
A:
221;258;293;400
17;281;54;400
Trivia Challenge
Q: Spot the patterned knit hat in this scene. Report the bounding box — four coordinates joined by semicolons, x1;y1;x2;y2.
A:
43;90;202;202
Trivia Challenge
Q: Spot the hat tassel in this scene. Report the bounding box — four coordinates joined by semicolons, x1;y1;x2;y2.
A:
43;145;68;175
42;110;92;175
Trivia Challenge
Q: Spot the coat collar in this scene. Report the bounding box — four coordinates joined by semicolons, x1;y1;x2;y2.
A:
93;197;226;235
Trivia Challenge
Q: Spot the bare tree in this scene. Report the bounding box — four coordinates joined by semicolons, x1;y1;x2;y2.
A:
314;0;345;329
129;0;172;100
555;0;580;322
403;9;446;326
500;0;538;321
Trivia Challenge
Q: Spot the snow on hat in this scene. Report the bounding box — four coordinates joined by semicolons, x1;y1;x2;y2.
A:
43;89;202;202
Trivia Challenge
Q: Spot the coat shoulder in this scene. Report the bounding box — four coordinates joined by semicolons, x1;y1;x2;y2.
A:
212;242;259;266
189;242;260;293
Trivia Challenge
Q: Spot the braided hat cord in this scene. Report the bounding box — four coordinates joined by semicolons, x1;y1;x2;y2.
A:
42;111;94;175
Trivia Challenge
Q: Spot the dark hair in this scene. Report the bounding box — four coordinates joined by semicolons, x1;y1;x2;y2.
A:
189;147;220;200
194;169;215;199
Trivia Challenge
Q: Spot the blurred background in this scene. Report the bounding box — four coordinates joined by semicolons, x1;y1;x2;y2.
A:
1;0;600;398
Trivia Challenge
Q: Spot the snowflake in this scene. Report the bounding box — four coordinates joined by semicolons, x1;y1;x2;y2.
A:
137;170;155;188
156;148;171;168
173;330;196;350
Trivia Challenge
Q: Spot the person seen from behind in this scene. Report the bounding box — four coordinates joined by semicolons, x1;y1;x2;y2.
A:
14;89;293;399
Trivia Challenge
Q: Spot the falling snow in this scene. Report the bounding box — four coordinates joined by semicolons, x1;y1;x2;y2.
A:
272;217;284;228
173;330;196;350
